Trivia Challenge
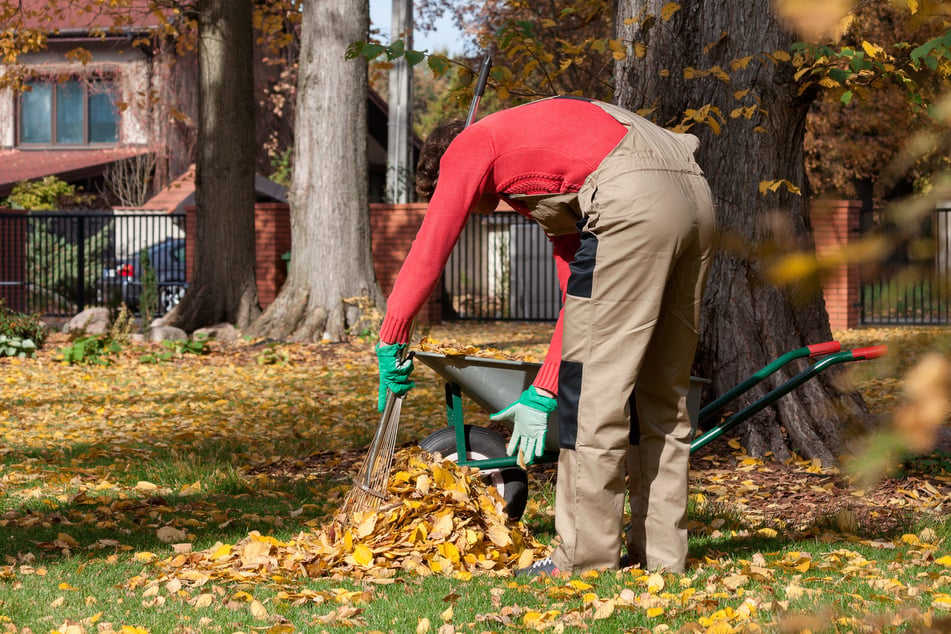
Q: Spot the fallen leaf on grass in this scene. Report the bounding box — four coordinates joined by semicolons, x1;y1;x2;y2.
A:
191;593;214;608
7;324;951;634
250;597;268;619
156;526;188;543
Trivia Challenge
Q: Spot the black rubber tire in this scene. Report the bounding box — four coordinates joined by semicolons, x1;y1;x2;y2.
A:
419;425;529;520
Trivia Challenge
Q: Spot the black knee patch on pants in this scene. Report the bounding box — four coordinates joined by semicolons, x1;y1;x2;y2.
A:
567;227;597;299
558;359;583;449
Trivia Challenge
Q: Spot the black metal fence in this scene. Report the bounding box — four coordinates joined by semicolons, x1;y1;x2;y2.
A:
0;211;187;317
7;206;951;326
442;212;562;321
859;205;951;325
444;206;951;326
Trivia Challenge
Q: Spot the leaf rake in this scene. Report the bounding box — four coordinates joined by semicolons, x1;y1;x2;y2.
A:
340;53;493;521
339;379;406;517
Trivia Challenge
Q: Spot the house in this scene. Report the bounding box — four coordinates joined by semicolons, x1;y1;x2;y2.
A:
0;1;191;200
0;1;418;204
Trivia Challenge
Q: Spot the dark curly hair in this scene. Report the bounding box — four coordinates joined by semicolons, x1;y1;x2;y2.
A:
415;119;466;200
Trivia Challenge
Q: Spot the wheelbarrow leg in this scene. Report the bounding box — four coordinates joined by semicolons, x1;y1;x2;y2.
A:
424;381;529;519
444;383;469;457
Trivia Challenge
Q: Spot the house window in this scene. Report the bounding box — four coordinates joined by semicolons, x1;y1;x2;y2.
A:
18;79;119;146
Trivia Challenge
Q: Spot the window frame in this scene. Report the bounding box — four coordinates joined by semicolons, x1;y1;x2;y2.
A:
16;74;120;148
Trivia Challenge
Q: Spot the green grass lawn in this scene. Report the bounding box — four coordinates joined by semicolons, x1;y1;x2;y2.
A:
0;323;948;633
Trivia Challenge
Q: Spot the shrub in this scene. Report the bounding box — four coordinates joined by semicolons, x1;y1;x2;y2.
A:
26;221;113;309
0;301;47;347
0;335;37;358
4;176;105;211
269;147;293;187
4;176;76;210
139;246;158;326
139;334;211;364
59;334;122;366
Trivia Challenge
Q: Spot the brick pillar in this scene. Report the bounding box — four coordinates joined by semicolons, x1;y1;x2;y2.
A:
370;202;440;322
0;209;28;312
254;203;291;309
812;199;862;330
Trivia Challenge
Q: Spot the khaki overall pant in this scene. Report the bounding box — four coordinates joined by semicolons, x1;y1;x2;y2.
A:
537;102;716;573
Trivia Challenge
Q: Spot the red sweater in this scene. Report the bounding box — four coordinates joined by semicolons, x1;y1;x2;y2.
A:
380;98;627;395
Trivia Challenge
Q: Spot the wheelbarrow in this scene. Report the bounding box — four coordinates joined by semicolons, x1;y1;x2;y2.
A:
415;342;886;519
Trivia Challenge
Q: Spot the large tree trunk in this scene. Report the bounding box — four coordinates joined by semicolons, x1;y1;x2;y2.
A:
614;0;873;464
169;0;260;330
247;0;383;342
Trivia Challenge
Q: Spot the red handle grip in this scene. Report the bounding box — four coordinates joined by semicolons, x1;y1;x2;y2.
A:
851;345;887;360
807;341;841;357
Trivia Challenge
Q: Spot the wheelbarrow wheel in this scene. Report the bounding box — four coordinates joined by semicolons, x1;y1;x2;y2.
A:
419;425;529;521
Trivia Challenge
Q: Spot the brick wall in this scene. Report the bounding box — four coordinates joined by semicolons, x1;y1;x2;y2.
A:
184;203;293;309
369;202;440;322
812;199;862;330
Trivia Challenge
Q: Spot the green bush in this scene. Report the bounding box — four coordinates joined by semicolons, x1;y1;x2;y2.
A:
0;301;47;347
4;175;104;211
268;147;293;186
26;222;113;309
0;335;37;358
4;176;76;210
58;334;122;366
139;334;211;364
139;246;158;325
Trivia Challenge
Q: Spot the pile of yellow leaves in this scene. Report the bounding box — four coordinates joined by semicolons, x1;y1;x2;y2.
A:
139;448;545;590
417;336;540;362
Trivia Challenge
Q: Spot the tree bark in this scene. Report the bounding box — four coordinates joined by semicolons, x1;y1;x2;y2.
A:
247;0;383;342
168;0;260;331
614;0;873;464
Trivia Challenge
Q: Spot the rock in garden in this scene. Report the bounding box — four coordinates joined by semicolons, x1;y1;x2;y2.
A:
149;325;188;342
194;323;239;344
63;307;111;335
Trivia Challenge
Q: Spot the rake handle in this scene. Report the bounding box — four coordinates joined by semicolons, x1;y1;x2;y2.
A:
465;54;492;127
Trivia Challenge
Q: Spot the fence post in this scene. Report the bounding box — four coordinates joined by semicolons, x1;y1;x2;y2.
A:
76;214;87;310
812;199;862;330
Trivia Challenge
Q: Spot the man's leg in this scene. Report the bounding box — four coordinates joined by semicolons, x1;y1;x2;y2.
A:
626;172;716;572
552;169;703;573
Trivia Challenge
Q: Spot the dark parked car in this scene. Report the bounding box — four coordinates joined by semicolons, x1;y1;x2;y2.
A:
99;238;187;315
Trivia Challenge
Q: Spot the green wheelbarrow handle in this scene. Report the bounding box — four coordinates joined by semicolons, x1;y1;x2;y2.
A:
690;345;887;453
698;340;842;427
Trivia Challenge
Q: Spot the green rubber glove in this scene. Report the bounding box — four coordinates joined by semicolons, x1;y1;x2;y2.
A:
490;386;557;464
375;342;415;412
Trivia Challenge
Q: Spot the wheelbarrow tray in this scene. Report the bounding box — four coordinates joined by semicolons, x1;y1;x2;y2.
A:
415;351;709;453
415;351;542;415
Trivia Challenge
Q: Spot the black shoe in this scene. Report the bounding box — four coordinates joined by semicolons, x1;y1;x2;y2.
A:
515;556;561;577
619;553;631;568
